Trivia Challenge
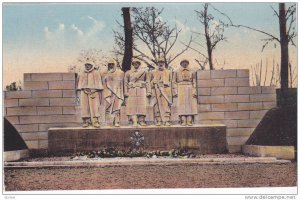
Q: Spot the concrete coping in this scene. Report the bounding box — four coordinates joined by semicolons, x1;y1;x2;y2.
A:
4;156;290;168
48;124;227;131
4;149;29;162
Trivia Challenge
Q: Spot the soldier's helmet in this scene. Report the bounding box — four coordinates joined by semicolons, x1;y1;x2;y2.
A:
132;59;141;65
180;59;189;65
157;57;165;63
108;59;116;65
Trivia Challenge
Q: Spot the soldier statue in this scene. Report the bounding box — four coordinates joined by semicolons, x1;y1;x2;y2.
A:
124;59;151;127
150;57;173;126
173;59;198;126
103;59;125;127
77;60;103;128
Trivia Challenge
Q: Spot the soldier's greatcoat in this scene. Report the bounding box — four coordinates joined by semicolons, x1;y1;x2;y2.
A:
77;67;103;118
150;69;173;121
173;67;198;116
103;68;125;114
124;68;150;116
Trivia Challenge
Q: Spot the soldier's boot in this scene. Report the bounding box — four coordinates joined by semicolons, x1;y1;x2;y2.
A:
187;116;193;126
114;112;120;127
155;117;162;126
132;115;138;127
138;115;147;126
181;116;187;126
82;118;90;128
165;116;171;126
93;117;100;128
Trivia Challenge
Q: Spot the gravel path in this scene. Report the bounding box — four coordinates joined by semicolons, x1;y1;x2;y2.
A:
4;162;296;191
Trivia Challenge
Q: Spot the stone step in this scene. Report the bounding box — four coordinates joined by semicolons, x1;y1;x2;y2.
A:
5;157;290;168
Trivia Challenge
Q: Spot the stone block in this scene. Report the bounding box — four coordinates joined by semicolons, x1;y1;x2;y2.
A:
38;132;48;140
198;96;224;104
23;81;48;90
238;86;262;94
224;95;249;103
48;125;228;154
32;90;62;98
25;140;39;149
19;115;80;124
211;70;236;78
238;102;263;111
211;103;237;112
19;98;49;107
261;86;276;94
4;99;18;107
250;94;276;102
38;123;82;132
5;91;31;99
48;81;75;90
39;140;49;149
227;128;255;137
63;106;78;114
14;124;39;133
6;107;37;116
237;119;260;128
63;73;76;81
225;111;249;120
24;73;31;81
198;79;224;87
50;98;76;106
250;110;268;119
237;69;249;78
263;102;277;109
6;116;19;124
37;107;62;115
228;145;242;153
211;87;237;95
30;73;63;81
197;104;211;112
4;149;29;162
63;90;77;97
242;145;295;160
21;132;39;141
227;136;250;145
196;70;211;80
225;78;249;87
203;120;237;128
197;88;210;96
198;112;224;120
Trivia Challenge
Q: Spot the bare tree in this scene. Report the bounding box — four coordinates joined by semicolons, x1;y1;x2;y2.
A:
183;3;228;70
114;7;193;68
228;3;296;106
68;49;110;74
121;7;133;72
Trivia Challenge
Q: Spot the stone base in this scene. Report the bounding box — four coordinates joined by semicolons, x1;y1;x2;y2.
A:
242;145;295;160
4;149;29;161
48;124;227;155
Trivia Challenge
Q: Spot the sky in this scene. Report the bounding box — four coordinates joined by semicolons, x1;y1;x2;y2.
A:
3;2;297;86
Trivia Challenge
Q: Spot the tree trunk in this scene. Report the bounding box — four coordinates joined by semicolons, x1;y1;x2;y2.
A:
121;7;133;72
203;4;214;70
279;3;289;106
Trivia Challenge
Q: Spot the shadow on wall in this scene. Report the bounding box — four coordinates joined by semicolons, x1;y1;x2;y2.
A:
4;117;28;151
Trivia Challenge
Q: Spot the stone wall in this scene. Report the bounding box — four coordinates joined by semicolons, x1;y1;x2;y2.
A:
4;70;277;153
196;69;276;153
4;73;81;150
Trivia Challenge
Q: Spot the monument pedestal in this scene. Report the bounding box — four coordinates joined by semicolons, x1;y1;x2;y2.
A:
48;124;227;155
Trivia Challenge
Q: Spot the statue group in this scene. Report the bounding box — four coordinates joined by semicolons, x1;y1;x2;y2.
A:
77;57;198;128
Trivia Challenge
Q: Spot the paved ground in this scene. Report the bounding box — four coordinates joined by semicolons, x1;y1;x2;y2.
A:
4;161;296;191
